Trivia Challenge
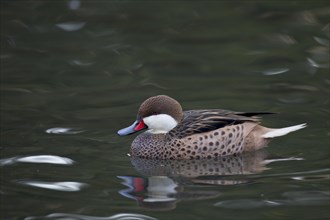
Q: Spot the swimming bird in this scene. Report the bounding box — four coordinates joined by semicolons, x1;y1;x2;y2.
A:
118;95;306;159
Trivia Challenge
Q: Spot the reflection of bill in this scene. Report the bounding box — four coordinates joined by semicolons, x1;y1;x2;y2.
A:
118;150;278;210
118;176;179;211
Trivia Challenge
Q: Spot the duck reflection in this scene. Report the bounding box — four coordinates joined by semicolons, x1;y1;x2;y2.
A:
118;150;271;210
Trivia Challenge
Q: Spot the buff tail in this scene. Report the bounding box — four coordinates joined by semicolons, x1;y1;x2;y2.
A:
262;123;307;138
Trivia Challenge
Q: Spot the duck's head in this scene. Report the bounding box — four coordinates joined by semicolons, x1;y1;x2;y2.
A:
117;95;183;136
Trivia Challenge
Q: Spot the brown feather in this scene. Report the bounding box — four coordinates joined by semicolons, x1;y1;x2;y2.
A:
168;110;274;138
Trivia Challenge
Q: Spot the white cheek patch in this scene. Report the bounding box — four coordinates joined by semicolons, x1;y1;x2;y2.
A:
143;114;178;134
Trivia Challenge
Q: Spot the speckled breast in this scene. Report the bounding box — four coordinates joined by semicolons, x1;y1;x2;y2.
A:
131;132;167;159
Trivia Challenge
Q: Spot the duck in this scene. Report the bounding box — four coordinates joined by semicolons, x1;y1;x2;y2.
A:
117;95;306;160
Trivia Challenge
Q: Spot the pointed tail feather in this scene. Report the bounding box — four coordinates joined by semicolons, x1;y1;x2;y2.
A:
262;123;307;138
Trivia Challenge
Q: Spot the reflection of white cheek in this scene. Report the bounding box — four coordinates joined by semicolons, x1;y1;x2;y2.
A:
144;114;177;133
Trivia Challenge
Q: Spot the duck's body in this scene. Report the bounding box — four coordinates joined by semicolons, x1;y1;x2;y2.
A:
131;110;270;159
118;95;306;160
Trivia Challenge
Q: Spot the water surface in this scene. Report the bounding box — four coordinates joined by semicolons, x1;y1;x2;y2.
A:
1;1;329;220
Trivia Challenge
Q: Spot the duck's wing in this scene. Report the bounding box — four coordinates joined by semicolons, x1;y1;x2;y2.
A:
168;109;274;138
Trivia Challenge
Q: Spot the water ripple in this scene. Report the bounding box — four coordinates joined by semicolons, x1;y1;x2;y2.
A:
214;199;280;209
68;0;81;10
69;60;95;67
46;127;83;134
56;22;86;31
17;181;88;192
313;36;330;46
307;57;329;69
214;191;329;209
246;168;330;180
263;157;304;164
263;68;289;76
0;155;74;166
25;213;157;220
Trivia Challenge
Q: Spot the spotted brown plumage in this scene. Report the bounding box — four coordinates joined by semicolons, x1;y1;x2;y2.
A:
118;95;306;159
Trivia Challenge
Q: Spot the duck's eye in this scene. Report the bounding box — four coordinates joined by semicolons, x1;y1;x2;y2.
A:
152;112;158;115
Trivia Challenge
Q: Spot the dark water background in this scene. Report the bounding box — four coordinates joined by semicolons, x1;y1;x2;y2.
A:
1;1;329;220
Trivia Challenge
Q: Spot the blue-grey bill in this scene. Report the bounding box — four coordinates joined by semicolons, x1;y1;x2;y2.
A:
117;121;137;136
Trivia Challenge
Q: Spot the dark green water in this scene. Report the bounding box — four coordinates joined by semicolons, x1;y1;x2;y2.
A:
1;1;329;220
